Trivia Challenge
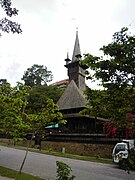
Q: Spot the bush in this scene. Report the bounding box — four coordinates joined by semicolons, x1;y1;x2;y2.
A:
119;149;135;173
56;161;75;180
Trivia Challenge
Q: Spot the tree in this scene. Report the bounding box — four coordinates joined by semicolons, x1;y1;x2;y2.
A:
80;87;108;118
19;98;65;173
26;85;64;114
82;27;135;89
81;27;135;171
0;82;66;173
81;27;135;133
27;98;64;137
21;64;53;87
0;82;30;140
0;0;22;36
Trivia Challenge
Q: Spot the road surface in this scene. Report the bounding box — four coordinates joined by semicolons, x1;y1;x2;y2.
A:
0;145;135;180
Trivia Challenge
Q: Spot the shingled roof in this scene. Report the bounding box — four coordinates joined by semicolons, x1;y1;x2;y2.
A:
57;80;87;110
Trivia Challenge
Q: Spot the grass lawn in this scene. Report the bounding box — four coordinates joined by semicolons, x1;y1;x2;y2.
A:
0;166;44;180
41;150;112;164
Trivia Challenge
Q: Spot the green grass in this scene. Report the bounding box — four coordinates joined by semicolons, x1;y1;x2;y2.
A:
43;151;112;164
0;166;44;180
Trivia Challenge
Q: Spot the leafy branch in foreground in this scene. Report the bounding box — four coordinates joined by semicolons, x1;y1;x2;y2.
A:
0;0;22;36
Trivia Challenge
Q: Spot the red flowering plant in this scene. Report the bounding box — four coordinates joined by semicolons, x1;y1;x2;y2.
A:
103;122;117;138
125;114;135;138
103;114;135;139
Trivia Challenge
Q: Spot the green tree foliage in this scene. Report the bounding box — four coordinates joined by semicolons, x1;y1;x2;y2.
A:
81;27;135;171
83;87;135;123
26;98;65;141
21;64;53;87
26;85;64;114
56;161;75;180
19;97;66;174
0;82;30;139
19;98;65;174
119;149;135;173
0;0;22;36
82;27;135;89
0;82;64;139
0;82;65;173
80;87;108;118
81;27;135;130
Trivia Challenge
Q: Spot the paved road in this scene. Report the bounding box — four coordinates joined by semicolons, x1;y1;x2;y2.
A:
0;145;135;180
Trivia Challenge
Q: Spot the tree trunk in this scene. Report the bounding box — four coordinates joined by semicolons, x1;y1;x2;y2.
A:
19;134;34;174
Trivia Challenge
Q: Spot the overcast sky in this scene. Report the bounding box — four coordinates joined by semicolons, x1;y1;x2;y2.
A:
0;0;135;89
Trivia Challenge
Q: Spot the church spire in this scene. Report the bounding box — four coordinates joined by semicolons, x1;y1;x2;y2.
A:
64;29;87;92
72;29;82;62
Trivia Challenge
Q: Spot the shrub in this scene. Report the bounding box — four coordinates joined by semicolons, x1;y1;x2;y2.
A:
119;149;135;173
56;161;75;180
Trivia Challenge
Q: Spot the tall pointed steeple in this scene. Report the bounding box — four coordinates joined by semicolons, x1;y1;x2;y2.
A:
72;29;82;62
64;29;87;92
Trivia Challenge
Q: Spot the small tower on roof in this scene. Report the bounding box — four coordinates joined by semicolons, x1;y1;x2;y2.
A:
65;30;87;92
65;51;71;65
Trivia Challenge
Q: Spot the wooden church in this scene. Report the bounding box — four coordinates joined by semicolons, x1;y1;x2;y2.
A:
57;31;108;135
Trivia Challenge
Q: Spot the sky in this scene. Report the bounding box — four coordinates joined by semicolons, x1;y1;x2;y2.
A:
0;0;135;89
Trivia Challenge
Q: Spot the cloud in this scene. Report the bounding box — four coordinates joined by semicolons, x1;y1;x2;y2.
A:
0;0;135;89
5;62;21;83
